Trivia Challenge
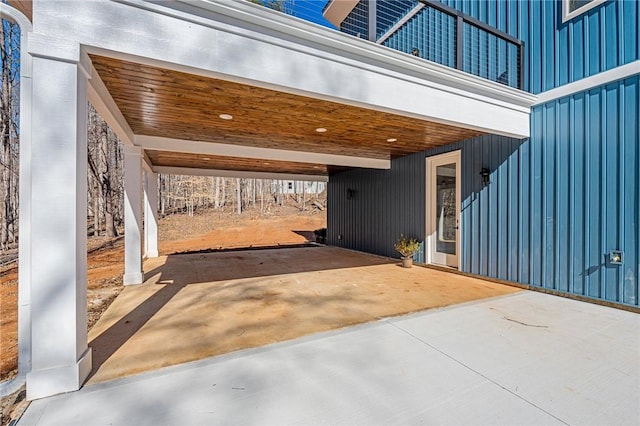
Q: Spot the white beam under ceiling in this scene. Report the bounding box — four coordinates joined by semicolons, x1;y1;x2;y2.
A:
136;135;390;170
154;166;329;182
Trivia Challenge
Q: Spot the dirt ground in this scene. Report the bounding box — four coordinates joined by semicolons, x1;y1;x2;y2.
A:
0;206;326;424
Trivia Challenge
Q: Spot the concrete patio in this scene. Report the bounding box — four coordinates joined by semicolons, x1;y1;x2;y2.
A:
85;246;519;384
19;290;639;425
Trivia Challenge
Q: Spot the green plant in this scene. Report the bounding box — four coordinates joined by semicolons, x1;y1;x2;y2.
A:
313;228;327;244
394;234;421;258
314;228;327;238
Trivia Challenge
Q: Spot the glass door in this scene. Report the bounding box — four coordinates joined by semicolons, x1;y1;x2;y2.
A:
426;151;461;267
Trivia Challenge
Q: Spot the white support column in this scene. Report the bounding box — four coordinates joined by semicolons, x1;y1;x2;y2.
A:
26;40;92;400
123;146;144;285
144;171;159;258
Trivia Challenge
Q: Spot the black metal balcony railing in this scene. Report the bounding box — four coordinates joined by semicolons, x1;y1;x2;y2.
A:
273;0;525;90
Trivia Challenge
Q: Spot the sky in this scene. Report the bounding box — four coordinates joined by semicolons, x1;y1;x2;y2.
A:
291;0;336;29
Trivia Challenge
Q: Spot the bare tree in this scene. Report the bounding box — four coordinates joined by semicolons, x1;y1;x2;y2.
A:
0;19;20;249
236;178;242;215
87;104;122;237
246;0;296;14
153;173;325;218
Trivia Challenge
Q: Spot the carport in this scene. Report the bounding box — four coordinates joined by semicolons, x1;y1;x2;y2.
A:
3;0;535;399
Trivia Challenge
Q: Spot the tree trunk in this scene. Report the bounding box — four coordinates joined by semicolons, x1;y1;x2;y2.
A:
105;211;117;237
302;182;306;211
236;178;242;215
221;177;226;208
260;180;264;212
214;176;221;209
93;181;100;236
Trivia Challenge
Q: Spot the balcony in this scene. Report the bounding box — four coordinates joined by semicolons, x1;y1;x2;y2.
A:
323;0;524;90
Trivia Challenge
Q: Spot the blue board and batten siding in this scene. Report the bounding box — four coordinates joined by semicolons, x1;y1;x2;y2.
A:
329;75;639;306
328;154;427;263
330;1;639;307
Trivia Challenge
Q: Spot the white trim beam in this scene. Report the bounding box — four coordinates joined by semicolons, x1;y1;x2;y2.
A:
154;166;329;183
534;61;640;105
87;59;134;145
562;0;607;23
136;135;390;169
142;151;154;174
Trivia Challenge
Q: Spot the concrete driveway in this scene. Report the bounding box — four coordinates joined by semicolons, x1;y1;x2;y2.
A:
19;291;639;425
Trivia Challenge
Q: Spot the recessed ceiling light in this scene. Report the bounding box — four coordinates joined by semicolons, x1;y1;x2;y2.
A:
219;114;233;120
313;166;321;169
263;162;270;165
315;127;327;133
202;157;211;160
387;138;397;142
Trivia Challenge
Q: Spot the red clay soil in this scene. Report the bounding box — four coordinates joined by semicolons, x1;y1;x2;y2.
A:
0;266;18;382
0;208;326;382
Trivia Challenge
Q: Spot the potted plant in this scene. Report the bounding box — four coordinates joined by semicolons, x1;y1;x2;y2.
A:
313;228;327;244
394;234;421;268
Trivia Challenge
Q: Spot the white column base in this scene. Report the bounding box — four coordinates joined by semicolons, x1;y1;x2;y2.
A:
123;272;144;286
145;250;159;258
26;348;92;400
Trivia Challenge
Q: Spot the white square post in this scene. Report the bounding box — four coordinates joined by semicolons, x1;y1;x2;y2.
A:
25;39;92;400
144;171;159;258
123;146;144;285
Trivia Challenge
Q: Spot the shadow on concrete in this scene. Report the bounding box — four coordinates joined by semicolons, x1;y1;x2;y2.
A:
88;281;188;381
147;246;390;286
87;246;391;381
291;230;315;241
171;242;315;255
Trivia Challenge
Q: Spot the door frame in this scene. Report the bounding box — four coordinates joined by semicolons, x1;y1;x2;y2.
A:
425;150;461;268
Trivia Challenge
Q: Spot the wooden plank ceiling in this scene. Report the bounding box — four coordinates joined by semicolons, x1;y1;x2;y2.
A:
91;55;484;176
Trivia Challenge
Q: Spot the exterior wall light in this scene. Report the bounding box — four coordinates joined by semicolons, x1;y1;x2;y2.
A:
480;168;490;185
609;250;624;265
347;188;355;200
